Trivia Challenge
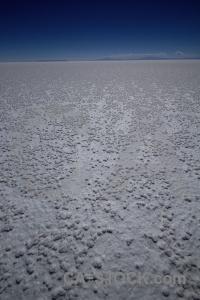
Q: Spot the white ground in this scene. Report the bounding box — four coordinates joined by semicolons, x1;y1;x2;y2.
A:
0;60;200;300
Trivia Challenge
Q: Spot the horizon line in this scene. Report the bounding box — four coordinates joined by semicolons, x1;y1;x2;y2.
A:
1;58;200;63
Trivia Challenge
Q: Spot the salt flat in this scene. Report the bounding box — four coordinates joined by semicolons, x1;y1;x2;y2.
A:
0;60;200;300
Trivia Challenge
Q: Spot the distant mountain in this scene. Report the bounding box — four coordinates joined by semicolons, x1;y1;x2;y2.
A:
96;52;200;61
97;57;117;61
36;59;69;62
96;57;200;61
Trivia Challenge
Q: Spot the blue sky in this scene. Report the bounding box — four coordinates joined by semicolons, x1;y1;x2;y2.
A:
0;0;200;61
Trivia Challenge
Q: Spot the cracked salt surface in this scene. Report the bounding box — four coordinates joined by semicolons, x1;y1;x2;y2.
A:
0;60;200;299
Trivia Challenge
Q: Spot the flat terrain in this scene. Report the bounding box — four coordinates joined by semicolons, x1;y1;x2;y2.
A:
0;60;200;300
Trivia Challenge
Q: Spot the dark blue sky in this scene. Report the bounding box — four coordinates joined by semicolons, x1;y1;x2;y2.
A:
0;0;200;61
